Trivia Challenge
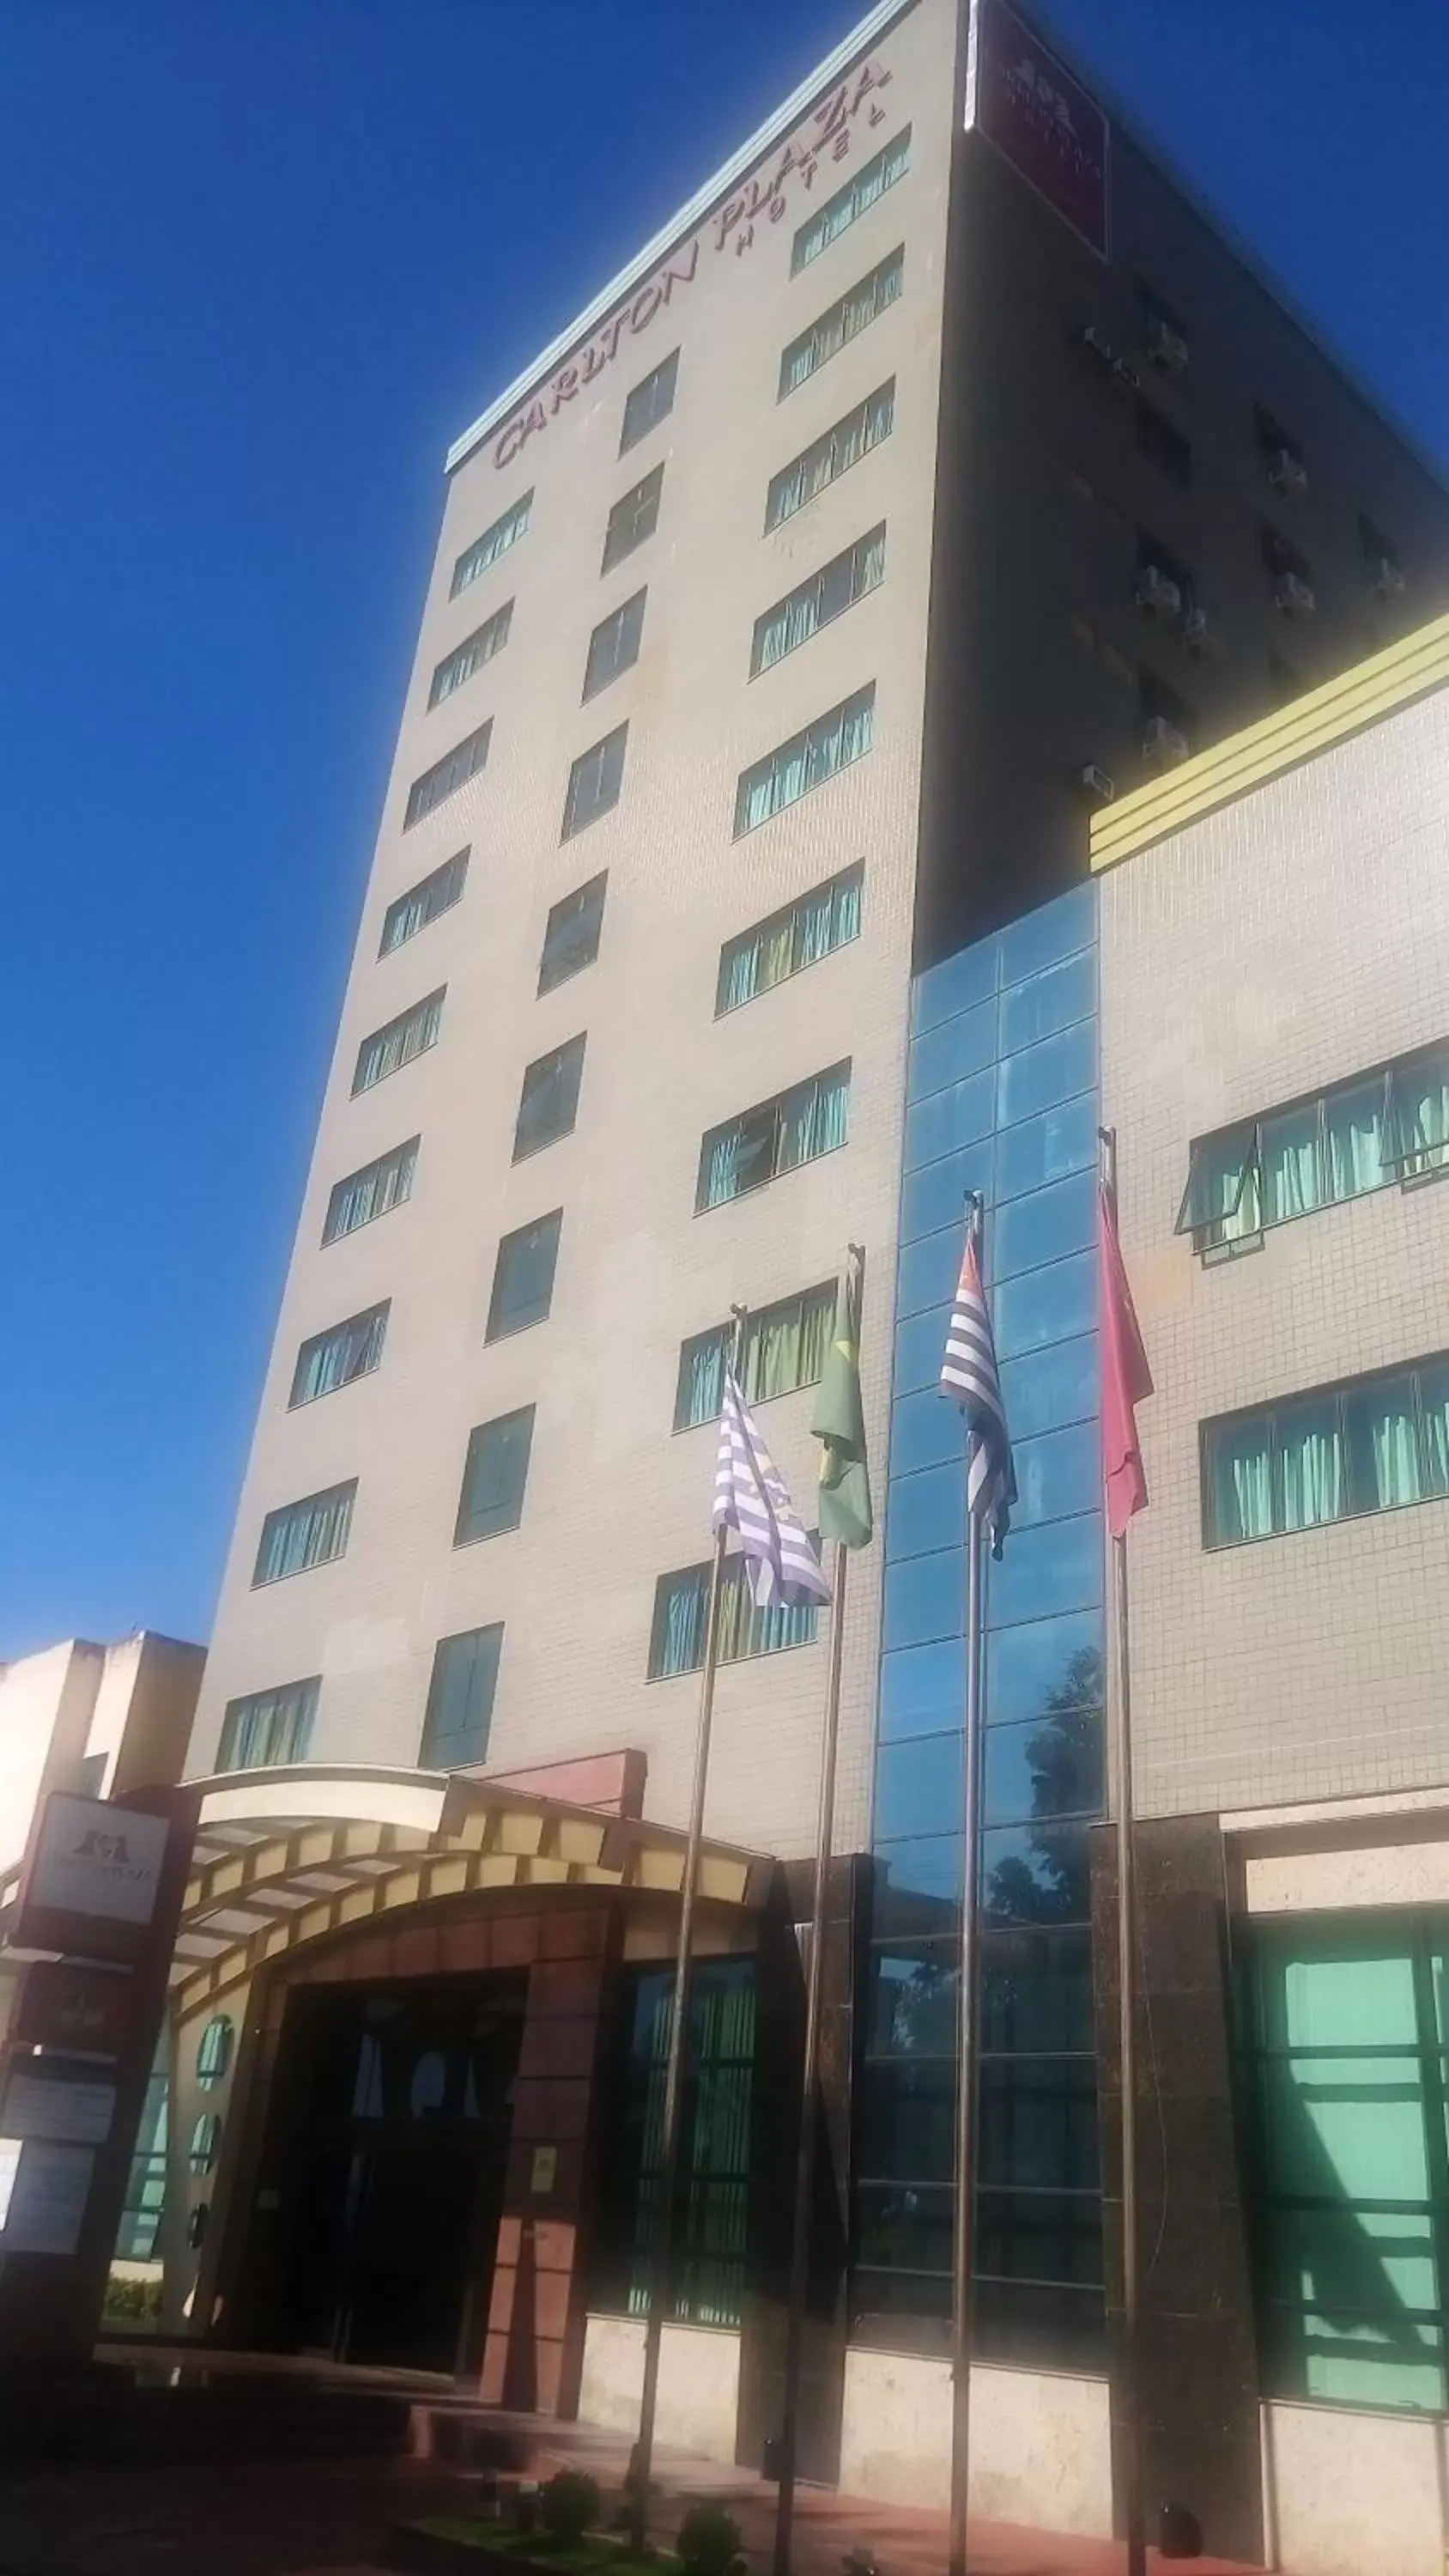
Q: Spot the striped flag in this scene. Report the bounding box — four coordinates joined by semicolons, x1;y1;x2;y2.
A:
939;1204;1016;1557
714;1369;832;1609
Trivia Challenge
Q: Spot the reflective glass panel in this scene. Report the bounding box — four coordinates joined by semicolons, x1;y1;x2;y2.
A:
896;1224;964;1322
982;1823;1091;1926
983;1709;1103;1827
909;1002;997;1102
886;1460;963;1561
867;1942;960;2055
913;939;997;1034
980;1926;1094;2053
994;1251;1094;1363
994;1095;1097;1203
875;1730;963;1844
979;2059;1100;2189
993;1171;1096;1282
900;1139;994;1246
1010;1421;1100;1530
858;2059;956;2184
878;1637;967;1742
888;1386;962;1479
883;1548;962;1651
986;1610;1103;1727
987;1514;1101;1630
905;1069;995;1174
997;1021;1096;1128
999;948;1095;1054
999;1333;1098;1439
998;885;1094;986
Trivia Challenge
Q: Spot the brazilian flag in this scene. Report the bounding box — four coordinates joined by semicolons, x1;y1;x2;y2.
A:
811;1267;873;1550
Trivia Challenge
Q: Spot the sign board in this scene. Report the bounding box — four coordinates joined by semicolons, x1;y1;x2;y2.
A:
0;2138;94;2256
0;2059;116;2148
9;1795;170;1965
9;1959;133;2056
973;0;1110;259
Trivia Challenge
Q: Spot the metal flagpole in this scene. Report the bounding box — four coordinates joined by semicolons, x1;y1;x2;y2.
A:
949;1198;988;2576
773;1244;864;2576
629;1304;749;2551
1100;1129;1146;2576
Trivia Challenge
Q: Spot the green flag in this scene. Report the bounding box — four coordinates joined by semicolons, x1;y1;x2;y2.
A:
811;1267;873;1549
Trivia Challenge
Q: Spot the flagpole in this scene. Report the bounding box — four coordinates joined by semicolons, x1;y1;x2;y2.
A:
1100;1129;1146;2576
773;1243;864;2576
629;1303;749;2550
949;1197;987;2576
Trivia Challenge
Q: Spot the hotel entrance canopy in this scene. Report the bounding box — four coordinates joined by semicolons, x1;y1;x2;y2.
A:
167;1765;772;2019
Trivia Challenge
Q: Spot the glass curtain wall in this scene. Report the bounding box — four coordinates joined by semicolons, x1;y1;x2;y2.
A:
858;881;1105;2366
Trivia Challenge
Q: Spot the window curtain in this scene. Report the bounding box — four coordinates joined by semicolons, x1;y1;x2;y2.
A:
779;1067;849;1165
856;528;887;597
703;1127;739;1207
1251;1934;1446;2410
1278;1400;1345;1531
1326;1079;1389;1199
221;1683;315;1771
1199;1132;1260;1242
682;1334;726;1427
1261;1105;1321;1224
1343;1376;1421;1511
657;1572;709;1677
721;939;760;1011
796;884;838;968
260;1486;353;1582
1420;1366;1449;1497
758;917;796;990
747;1302;803;1400
1207;1417;1273;1541
1393;1054;1449;1177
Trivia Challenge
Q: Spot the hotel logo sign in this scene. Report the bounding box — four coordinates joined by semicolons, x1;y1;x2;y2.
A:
973;0;1109;259
492;54;895;469
30;1796;167;1927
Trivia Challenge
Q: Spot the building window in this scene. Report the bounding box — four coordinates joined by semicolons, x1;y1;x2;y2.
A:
676;1281;834;1431
766;380;894;532
718;863;862;1013
1136;530;1195;620
323;1137;418;1244
253;1481;356;1586
289;1303;389;1407
1136;279;1189;369
594;1959;755;2326
1139;666;1196;759
379;851;468;957
1262;523;1314;608
603;464;664;574
486;1212;562;1340
455;1406;535;1544
404;721;492;829
421;1625;503;1768
779;248;903;399
1134;398;1191;487
563;724;627;838
452;492;531;598
1243;1915;1449;2413
791;128;911;274
428;603;512;708
1177;1042;1449;1250
1202;1352;1449;1548
1255;406;1306;493
117;2050;168;2260
583;590;646;700
734;685;874;835
648;1548;824;1678
538;873;606;995
751;527;885;677
196;2016;235;2089
697;1061;850;1212
620;349;678;455
352;988;444;1095
513;1036;585;1160
217;1676;318;1771
1359;512;1404;596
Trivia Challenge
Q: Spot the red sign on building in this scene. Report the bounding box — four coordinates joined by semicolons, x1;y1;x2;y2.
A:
974;0;1110;259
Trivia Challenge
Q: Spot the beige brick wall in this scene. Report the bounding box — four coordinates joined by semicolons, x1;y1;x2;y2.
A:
189;0;959;1861
1100;684;1449;1816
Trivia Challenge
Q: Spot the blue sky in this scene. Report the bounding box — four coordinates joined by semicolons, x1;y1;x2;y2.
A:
3;0;1447;1661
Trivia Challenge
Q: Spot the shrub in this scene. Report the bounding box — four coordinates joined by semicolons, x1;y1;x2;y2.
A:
541;2470;602;2544
676;2501;744;2576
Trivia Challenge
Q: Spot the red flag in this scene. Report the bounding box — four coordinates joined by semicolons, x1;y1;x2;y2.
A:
1100;1182;1154;1537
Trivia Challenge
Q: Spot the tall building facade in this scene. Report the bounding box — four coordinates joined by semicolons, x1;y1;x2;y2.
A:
170;0;1449;2558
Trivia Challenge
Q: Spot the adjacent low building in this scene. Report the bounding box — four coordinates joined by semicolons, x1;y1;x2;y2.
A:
1090;610;1449;2576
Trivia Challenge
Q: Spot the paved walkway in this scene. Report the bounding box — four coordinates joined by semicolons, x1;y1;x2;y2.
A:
0;2347;1274;2576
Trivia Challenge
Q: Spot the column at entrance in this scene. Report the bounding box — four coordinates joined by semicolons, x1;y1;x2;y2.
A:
481;1903;616;2417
